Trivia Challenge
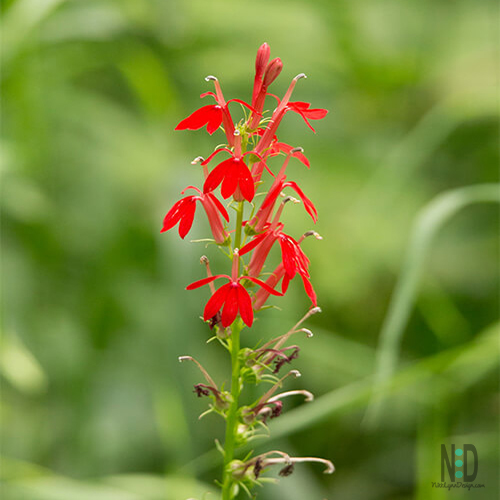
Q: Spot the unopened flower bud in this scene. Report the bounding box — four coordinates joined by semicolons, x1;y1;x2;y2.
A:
263;57;283;86
255;43;271;78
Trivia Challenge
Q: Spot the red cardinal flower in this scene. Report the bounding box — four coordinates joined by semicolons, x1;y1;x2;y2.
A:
176;76;259;147
175;105;223;135
186;251;282;327
202;132;267;202
241;222;310;284
252;260;317;311
255;74;328;155
286;101;328;132
248;150;317;232
161;187;229;243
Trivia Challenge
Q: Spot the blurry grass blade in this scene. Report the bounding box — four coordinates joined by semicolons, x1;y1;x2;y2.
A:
364;184;500;428
0;332;48;395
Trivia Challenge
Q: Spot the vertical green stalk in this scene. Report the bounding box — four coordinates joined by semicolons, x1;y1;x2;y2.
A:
221;319;242;500
221;201;245;499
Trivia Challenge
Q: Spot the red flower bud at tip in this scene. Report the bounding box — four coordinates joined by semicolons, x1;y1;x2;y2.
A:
263;58;283;86
255;43;271;77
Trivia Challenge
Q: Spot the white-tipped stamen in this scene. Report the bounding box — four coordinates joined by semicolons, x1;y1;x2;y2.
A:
286;196;300;204
191;156;205;165
293;73;307;81
267;389;314;403
178;356;219;389
291;147;304;154
299;230;323;243
205;75;218;82
298;328;314;338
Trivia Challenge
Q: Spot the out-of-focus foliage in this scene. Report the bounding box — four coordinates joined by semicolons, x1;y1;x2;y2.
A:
1;0;498;499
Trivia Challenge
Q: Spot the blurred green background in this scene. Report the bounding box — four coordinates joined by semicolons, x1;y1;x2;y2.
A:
1;0;498;499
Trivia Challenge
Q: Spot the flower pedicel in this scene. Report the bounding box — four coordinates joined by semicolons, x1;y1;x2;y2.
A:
163;43;333;500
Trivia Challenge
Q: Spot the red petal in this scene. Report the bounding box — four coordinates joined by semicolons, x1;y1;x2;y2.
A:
161;197;192;233
302;108;328;120
186;275;229;290
261;181;284;210
178;198;197;238
221;285;239;327
237;162;255;202
227;98;260;115
288;101;311;110
289;106;316;132
206;107;224;134
275;142;310;168
219;159;241;199
243;276;283;296
201;148;231;166
239;231;269;256
301;274;317;306
204;283;231;320
175;105;222;134
204;161;229;193
281;274;290;294
237;284;254;327
284;181;317;222
279;236;298;278
207;193;229;222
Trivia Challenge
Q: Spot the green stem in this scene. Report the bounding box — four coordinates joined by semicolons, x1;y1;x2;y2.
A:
221;201;245;499
221;319;242;500
234;201;244;250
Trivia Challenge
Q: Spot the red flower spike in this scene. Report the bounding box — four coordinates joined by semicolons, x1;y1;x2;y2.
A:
175;105;223;135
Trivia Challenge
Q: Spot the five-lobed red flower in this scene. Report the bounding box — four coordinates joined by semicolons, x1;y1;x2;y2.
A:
186;274;282;327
